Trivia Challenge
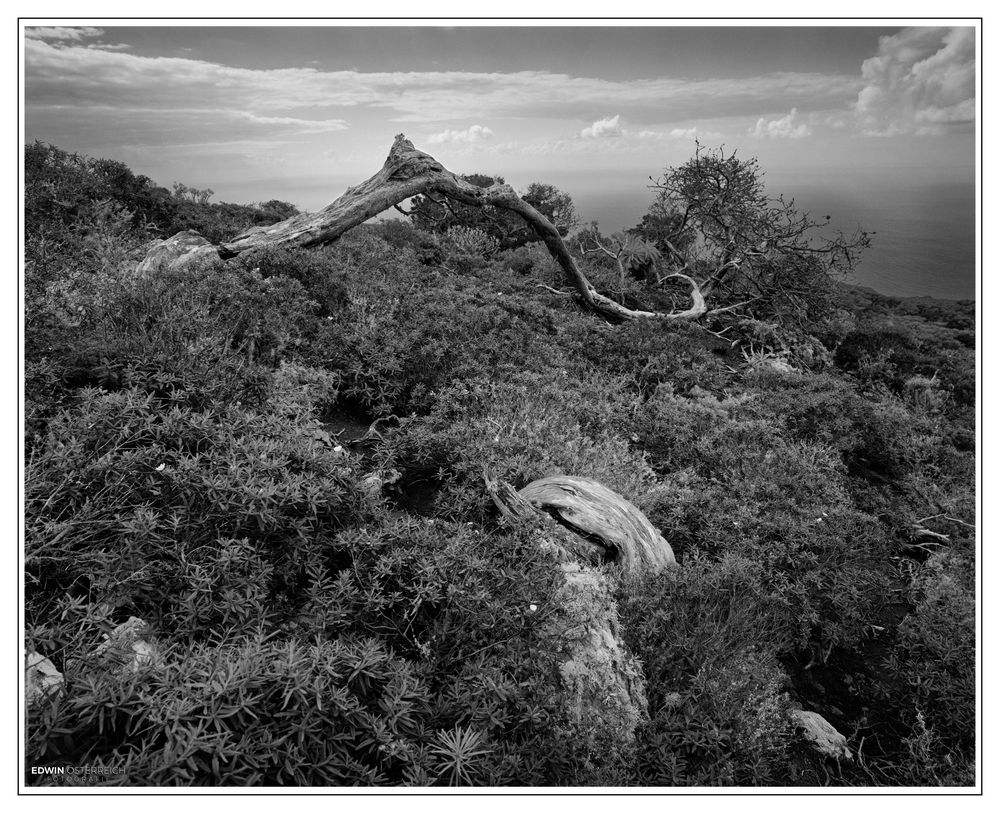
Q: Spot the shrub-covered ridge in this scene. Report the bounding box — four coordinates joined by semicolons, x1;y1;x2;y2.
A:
23;143;975;787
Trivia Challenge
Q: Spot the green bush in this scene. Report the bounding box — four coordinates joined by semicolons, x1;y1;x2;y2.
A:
27;257;320;429
885;549;976;785
379;372;654;521
26;513;600;786
304;241;571;417
620;554;794;785
28;628;436;786
25;385;363;640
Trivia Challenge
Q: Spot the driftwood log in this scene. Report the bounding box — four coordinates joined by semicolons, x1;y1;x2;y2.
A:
139;135;708;322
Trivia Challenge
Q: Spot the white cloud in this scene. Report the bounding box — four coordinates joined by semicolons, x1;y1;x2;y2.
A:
581;115;623;139
750;108;811;139
25;26;103;42
26;104;347;150
427;124;494;144
24;37;861;129
86;42;131;52
855;27;975;135
638;126;723;142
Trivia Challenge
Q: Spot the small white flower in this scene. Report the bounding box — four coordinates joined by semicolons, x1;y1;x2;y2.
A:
529;604;538;612
333;445;344;453
155;463;165;472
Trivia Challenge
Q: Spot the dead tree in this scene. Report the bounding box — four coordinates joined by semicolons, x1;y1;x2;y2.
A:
141;135;710;322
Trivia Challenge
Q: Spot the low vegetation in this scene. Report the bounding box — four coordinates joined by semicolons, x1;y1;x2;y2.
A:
24;141;975;787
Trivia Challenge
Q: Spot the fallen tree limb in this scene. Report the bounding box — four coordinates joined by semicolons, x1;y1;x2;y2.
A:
142;135;709;322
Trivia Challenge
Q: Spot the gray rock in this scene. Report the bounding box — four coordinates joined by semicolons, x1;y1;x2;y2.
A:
93;617;159;673
790;708;852;760
137;230;219;274
26;651;64;708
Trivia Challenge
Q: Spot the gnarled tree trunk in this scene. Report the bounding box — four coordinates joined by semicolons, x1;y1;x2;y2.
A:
143;135;708;322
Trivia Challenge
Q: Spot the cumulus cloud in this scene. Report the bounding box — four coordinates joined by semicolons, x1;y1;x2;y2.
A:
855;26;975;135
750;108;811;139
427;124;494;144
580;115;623;138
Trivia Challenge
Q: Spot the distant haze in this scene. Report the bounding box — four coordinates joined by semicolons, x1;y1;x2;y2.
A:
23;23;977;299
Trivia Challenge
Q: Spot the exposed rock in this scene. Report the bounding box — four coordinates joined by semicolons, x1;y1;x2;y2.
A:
137;230;219;274
745;354;797;374
93;617;160;673
26;651;64;708
552;562;649;756
790;708;852;760
484;472;654;773
518;476;677;573
359;468;402;502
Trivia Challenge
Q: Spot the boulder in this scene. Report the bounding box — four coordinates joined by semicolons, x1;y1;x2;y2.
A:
26;651;64;709
137;230;218;274
790;708;852;760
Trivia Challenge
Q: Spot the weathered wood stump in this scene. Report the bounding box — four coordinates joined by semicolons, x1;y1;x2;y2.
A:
485;472;676;773
518;475;676;572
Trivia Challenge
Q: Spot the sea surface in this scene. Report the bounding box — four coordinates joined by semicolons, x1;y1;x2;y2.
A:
571;171;976;301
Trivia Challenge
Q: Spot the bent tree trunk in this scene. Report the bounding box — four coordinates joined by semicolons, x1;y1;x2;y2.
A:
145;135;707;322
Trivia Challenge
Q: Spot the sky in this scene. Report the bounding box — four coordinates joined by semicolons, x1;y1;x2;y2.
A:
21;22;977;296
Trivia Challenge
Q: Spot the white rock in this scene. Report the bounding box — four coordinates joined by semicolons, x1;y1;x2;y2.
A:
790;708;852;760
26;651;64;708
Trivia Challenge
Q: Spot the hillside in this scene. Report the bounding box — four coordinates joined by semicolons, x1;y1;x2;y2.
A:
23;141;976;788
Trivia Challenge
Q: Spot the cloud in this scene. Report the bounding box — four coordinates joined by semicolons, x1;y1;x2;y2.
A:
427;124;494;144
26;104;347;151
86;42;131;51
638;126;723;142
750;108;811;139
25;26;104;42
580;115;623;138
24;37;860;127
855;27;975;135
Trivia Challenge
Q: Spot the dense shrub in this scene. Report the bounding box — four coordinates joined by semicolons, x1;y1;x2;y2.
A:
26;513;598;786
167;196;300;245
620;554;794;785
379;372;653;521
24;385;364;639
25;141;175;239
884;548;976;785
301;238;570;417
566;318;734;395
